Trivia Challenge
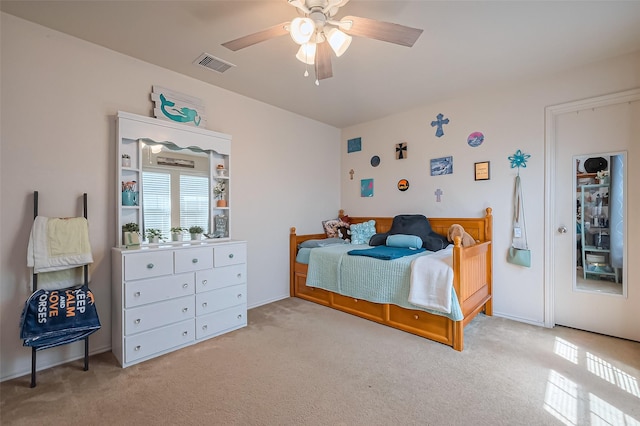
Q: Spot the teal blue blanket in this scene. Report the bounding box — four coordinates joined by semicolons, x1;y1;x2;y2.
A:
306;245;463;321
348;246;426;260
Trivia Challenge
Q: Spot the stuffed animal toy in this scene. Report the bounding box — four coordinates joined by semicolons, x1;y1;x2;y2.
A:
447;224;476;247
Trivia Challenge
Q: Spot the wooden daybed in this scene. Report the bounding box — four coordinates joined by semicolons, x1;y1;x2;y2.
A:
289;208;493;351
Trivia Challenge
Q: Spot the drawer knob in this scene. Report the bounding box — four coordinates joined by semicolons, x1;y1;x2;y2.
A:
134;319;141;324
147;263;154;269
237;294;242;299
237;273;242;279
182;283;188;288
182;307;188;313
237;314;243;320
202;325;208;330
202;280;207;286
134;345;141;351
229;253;234;259
202;302;208;308
134;291;141;297
192;258;198;263
414;314;419;320
353;299;358;303
182;331;188;336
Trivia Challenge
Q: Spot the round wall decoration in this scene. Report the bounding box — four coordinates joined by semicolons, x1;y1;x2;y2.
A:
397;179;409;191
467;132;484;147
370;155;380;167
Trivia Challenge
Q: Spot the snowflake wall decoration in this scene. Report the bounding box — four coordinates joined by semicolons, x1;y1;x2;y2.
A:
508;149;531;169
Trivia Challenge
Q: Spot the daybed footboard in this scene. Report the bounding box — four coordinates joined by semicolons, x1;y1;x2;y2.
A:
289;208;493;351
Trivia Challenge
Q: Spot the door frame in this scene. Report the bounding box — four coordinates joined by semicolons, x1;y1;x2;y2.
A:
543;88;640;328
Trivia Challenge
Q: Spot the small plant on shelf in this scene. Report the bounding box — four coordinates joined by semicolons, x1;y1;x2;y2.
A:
188;226;204;234
171;226;186;242
213;181;226;200
122;222;139;233
145;228;163;242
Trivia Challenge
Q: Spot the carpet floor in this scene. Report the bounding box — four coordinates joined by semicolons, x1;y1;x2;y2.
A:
1;297;639;425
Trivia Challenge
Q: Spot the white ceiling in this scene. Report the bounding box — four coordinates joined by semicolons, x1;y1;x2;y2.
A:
2;1;640;128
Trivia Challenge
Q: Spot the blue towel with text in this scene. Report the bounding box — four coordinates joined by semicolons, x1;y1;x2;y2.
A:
20;284;101;351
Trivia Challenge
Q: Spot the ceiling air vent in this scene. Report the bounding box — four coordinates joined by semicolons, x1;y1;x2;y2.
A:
193;53;236;74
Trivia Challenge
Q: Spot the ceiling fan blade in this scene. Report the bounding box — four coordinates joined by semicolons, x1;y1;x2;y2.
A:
315;42;333;80
222;23;289;51
341;15;423;47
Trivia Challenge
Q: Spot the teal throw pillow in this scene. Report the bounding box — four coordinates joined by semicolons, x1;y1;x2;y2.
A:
386;234;423;249
350;220;377;245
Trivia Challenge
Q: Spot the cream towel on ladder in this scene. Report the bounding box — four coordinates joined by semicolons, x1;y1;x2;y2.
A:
27;216;93;274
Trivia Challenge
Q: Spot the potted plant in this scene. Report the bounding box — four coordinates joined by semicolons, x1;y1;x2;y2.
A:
145;228;163;243
170;226;186;242
214;180;226;207
122;222;140;247
188;225;204;241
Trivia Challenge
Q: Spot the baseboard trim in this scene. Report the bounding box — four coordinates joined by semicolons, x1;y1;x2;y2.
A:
492;311;546;328
248;294;289;310
1;344;112;383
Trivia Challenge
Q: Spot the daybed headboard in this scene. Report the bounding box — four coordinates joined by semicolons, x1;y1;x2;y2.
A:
344;207;493;243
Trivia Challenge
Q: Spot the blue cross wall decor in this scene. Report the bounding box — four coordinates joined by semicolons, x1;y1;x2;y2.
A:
431;113;450;137
434;188;443;202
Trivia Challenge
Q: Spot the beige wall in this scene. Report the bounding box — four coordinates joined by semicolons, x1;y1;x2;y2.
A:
0;13;340;381
341;51;640;325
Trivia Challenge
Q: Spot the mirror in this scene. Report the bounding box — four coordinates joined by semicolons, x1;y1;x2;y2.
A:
138;139;227;242
574;152;625;295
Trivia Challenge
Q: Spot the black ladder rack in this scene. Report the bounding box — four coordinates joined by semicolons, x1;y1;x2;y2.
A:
30;191;90;388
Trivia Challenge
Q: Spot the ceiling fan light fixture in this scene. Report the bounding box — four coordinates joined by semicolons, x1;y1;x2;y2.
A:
290;17;315;44
296;43;316;65
325;27;352;57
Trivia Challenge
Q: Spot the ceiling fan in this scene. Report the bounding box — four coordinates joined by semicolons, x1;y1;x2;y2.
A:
221;0;423;85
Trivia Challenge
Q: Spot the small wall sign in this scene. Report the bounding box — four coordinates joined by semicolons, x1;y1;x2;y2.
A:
347;137;362;153
474;161;490;181
152;86;207;128
361;178;374;197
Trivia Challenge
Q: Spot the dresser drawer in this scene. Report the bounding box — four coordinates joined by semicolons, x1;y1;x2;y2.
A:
196;284;246;316
125;273;194;308
124;251;174;281
195;264;246;293
213;243;247;267
196;305;247;340
125;295;195;335
175;247;214;273
125;319;194;363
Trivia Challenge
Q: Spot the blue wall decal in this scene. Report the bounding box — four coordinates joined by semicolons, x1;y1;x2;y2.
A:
347;137;362;153
508;149;531;171
430;113;450;137
434;188;443;202
361;178;374;197
430;156;453;176
467;132;484;147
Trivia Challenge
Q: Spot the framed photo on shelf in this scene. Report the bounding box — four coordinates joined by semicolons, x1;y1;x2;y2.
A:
474;161;490;181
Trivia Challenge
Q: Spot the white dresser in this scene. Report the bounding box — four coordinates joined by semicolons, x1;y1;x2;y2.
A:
112;241;247;367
